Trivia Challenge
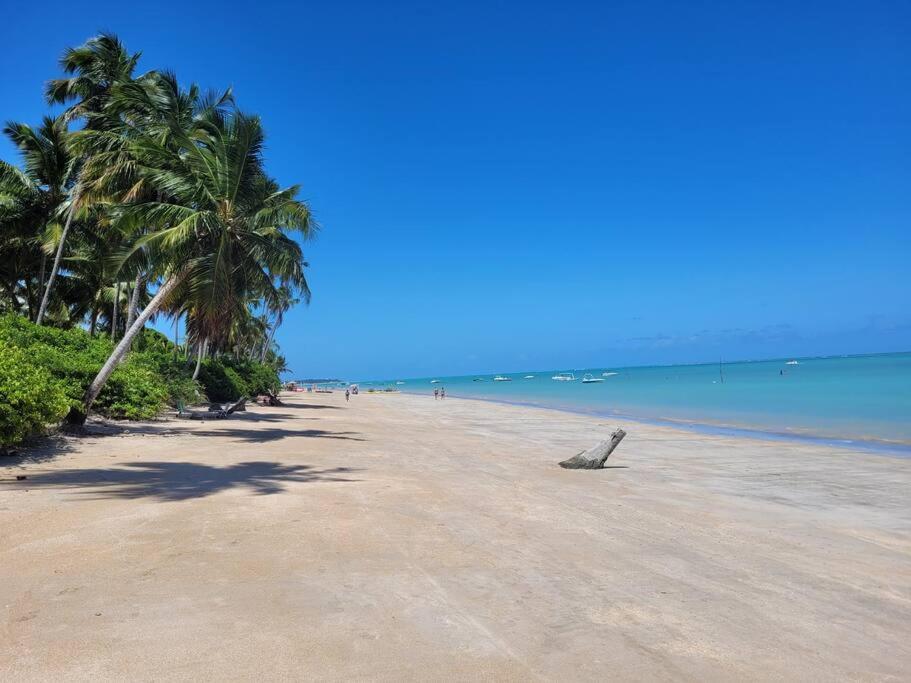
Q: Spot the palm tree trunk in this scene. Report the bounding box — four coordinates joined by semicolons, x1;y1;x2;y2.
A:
89;308;98;336
70;269;187;425
260;319;279;362
38;252;46;295
111;282;121;339
37;184;81;325
125;273;141;332
192;338;208;380
32;252;47;322
173;313;180;360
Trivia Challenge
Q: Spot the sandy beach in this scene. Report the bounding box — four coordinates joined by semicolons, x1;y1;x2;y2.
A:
2;391;910;681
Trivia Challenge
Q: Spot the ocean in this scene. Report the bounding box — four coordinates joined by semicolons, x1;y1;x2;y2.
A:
364;353;911;452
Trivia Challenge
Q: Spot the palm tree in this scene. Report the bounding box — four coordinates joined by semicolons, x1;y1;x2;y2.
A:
0;116;76;319
69;106;314;424
260;283;305;362
36;33;141;325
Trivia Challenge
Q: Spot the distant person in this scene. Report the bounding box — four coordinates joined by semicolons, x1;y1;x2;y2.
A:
345;388;350;402
440;387;446;400
434;388;439;400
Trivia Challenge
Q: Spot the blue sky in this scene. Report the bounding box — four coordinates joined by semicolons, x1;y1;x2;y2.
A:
2;0;909;379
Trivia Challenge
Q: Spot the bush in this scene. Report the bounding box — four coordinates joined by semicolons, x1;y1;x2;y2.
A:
97;364;169;420
0;314;283;444
0;347;70;446
196;357;280;401
198;360;248;402
0;314;198;424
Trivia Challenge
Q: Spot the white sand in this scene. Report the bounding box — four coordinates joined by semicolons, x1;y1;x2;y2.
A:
2;391;909;680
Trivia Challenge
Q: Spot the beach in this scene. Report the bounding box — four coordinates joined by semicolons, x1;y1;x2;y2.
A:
2;391;910;681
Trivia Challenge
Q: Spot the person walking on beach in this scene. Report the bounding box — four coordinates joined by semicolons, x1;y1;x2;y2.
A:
440;387;446;400
434;388;439;400
345;388;350;402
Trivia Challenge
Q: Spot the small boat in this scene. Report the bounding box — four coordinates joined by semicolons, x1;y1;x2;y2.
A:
601;371;618;377
524;375;535;379
472;378;485;382
786;360;799;366
493;375;512;382
396;381;405;385
581;373;604;383
552;372;576;381
430;379;441;383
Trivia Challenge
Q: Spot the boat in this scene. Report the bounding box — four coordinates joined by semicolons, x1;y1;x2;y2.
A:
430;379;441;383
581;373;604;383
493;375;512;382
524;375;535;379
472;378;485;382
551;372;576;381
396;381;405;385
601;371;618;377
785;360;799;365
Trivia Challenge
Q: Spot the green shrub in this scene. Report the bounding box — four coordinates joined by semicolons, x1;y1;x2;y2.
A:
0;314;197;422
232;360;280;396
96;364;169;419
0;314;283;442
198;360;248;402
0;347;70;446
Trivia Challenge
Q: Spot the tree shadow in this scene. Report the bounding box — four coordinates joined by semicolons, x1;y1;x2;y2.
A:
188;428;366;443
119;424;365;443
3;461;359;502
272;402;341;410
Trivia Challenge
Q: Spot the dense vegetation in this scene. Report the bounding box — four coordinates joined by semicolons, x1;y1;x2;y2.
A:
0;34;313;445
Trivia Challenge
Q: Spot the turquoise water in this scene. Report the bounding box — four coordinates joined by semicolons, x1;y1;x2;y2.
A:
364;353;911;448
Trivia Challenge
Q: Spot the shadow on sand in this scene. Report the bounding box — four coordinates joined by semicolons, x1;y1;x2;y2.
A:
3;461;358;502
118;423;366;443
272;402;341;410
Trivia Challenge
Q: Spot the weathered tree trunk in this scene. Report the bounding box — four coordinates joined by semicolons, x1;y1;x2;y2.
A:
559;429;627;469
37;253;46;299
173;313;180;361
89;308;98;336
259;319;279;362
124;273;142;333
192;338;208;380
68;269;187;425
37;184;81;325
111;281;121;339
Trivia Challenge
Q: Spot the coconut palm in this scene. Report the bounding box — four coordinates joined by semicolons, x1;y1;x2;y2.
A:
0;116;76;319
70;107;314;423
260;282;305;362
36;33;141;325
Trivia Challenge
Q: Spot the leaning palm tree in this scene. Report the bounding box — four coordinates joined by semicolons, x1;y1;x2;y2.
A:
68;108;314;424
36;33;141;325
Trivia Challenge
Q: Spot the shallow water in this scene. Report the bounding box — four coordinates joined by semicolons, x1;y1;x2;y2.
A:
363;353;911;448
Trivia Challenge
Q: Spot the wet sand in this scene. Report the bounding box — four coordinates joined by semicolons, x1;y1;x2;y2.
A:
2;391;909;680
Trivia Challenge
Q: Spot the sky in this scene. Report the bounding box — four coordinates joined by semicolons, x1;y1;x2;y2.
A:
2;0;909;379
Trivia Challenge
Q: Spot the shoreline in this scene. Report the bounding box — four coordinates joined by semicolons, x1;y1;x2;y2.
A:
3;390;910;679
399;389;911;458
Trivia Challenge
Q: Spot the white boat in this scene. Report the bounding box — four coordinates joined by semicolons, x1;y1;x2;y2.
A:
524;375;535;379
601;371;618;377
396;381;405;385
581;373;604;383
493;375;512;382
430;379;441;383
785;360;799;366
552;372;576;381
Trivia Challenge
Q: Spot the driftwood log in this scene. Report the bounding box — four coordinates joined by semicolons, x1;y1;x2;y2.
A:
559;428;627;469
